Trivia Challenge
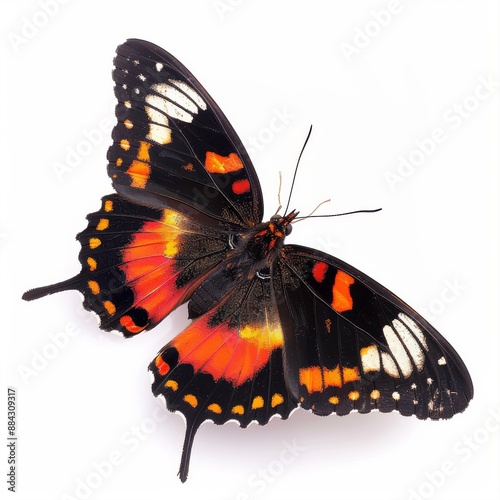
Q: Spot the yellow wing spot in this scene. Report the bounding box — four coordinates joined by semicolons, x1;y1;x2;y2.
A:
164;240;178;259
104;200;113;212
116;158;123;167
329;396;339;405
239;322;284;350
370;389;381;400
124;119;134;129
89;238;101;249
124;100;131;108
348;391;360;401
271;393;284;408
87;280;100;295
103;301;116;316
87;257;97;271
120;139;130;150
165;380;178;391
96;218;109;231
207;403;223;414
251;396;264;410
183;394;198;408
231;405;244;415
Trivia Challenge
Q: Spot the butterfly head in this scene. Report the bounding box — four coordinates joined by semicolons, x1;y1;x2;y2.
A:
244;210;298;261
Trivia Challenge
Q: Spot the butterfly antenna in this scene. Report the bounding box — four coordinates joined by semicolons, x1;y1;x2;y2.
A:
274;171;283;216
284;125;313;214
293;199;331;223
296;207;382;220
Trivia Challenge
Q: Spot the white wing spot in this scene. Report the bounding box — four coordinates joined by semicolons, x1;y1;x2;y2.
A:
392;391;401;401
133;59;139;66
427;377;433;385
145;94;172;144
392;319;425;371
152;83;198;115
156;62;163;72
438;356;446;365
381;352;399;377
383;325;412;378
398;313;428;350
138;74;146;81
142;81;206;142
169;79;207;110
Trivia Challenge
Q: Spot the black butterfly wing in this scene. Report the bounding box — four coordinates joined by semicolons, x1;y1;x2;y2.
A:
149;260;297;481
109;39;263;228
274;244;473;419
22;194;235;336
23;39;264;335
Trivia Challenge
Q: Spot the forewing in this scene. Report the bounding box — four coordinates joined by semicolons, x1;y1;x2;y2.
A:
108;39;263;228
274;244;473;419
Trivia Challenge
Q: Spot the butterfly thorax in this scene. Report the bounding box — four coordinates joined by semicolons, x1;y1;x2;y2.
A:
244;211;298;261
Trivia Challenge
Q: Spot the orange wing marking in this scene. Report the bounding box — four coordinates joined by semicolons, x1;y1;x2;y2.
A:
127;141;152;189
231;179;250;195
299;365;360;394
154;354;170;376
205;152;244;174
172;314;283;387
331;270;355;313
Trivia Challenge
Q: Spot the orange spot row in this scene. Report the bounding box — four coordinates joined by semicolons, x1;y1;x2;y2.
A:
299;364;360;394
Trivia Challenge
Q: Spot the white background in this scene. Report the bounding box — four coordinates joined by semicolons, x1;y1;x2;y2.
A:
1;1;499;499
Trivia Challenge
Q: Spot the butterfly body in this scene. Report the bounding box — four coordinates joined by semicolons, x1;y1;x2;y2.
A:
23;39;473;483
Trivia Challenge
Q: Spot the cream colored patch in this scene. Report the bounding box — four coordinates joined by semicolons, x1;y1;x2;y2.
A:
392;318;425;371
169;79;207;110
381;352;399;377
383;325;412;378
360;345;380;373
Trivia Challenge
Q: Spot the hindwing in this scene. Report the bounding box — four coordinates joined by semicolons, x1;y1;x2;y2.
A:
274;245;473;419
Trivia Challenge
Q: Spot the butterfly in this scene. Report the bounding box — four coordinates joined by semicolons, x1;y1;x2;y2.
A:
23;39;473;482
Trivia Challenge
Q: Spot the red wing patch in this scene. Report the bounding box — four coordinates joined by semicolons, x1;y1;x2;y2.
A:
119;210;193;328
170;310;283;386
